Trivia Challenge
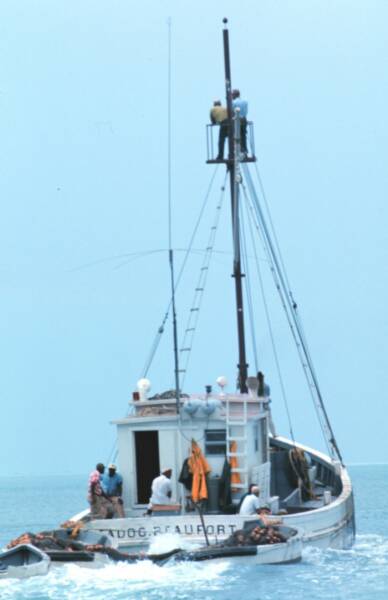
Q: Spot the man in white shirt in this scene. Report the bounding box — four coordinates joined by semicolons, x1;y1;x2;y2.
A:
147;468;173;514
232;89;248;155
239;485;261;515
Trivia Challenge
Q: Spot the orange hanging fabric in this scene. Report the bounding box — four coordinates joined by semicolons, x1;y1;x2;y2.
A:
188;440;211;502
229;441;242;492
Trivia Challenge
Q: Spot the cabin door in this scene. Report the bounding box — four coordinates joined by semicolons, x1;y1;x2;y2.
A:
134;430;160;504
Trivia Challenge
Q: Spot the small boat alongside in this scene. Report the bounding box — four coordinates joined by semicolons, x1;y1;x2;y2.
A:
4;528;118;568
169;523;302;565
0;544;50;579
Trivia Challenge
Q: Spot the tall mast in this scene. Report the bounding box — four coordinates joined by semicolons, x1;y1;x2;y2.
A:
223;19;249;392
167;18;180;413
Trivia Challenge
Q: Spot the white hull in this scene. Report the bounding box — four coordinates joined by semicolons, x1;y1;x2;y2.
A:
184;538;302;565
0;545;50;580
76;443;355;554
0;562;50;580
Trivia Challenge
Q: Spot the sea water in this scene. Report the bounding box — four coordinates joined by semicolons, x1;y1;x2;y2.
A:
0;465;387;600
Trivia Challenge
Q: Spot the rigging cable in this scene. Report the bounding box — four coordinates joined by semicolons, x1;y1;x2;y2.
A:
253;162;327;436
253;162;293;295
69;250;167;273
141;167;219;378
243;164;331;455
241;163;340;460
239;194;259;373
241;181;296;444
179;172;228;388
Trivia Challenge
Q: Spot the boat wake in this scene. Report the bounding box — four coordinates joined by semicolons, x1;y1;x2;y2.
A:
1;534;386;600
147;531;202;553
0;557;232;600
284;534;388;600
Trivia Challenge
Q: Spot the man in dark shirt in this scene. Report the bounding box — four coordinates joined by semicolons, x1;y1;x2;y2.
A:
210;100;228;160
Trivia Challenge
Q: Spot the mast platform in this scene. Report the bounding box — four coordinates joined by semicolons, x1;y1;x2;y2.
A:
206;156;257;165
206;121;256;165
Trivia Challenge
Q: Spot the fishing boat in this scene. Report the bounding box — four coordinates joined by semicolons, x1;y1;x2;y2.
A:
0;545;50;579
73;20;355;558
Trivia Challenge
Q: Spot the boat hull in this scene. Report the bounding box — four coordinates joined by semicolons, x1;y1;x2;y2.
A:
173;537;302;565
77;445;355;553
0;544;50;579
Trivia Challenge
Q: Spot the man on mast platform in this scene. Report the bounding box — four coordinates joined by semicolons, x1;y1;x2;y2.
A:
210;100;228;160
232;89;248;155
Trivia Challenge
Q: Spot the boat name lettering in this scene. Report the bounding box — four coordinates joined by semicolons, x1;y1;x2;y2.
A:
104;522;236;540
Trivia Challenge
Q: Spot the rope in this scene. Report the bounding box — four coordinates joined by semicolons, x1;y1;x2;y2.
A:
244;168;330;455
242;163;337;460
241;182;296;444
69;250;168;273
239;198;259;373
288;448;315;498
179;173;227;388
141;168;219;378
253;161;293;295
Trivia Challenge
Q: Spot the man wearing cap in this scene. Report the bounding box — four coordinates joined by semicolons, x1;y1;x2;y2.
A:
239;485;262;516
102;463;125;518
257;505;282;526
147;468;173;514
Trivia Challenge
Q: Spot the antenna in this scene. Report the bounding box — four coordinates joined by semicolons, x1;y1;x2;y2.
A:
167;18;181;414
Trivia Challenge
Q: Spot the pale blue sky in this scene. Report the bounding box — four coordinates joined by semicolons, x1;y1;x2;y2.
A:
1;1;387;476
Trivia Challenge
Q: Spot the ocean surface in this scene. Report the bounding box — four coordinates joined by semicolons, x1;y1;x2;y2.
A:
0;465;387;600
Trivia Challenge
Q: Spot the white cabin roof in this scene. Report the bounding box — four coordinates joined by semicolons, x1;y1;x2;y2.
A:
112;392;269;425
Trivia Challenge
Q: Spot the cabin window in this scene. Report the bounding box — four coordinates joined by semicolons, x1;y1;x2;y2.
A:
254;426;259;453
205;429;226;455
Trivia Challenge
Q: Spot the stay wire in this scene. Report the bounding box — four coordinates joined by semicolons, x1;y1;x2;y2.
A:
69;250;167;273
253;163;327;433
253;161;293;295
252;162;342;458
241;182;296;443
179;176;227;388
253;160;320;380
239;195;259;373
245;175;330;454
141;167;220;378
242;163;334;458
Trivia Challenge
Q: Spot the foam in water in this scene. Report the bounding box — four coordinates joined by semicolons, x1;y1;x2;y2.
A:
148;532;201;553
1;535;388;600
0;559;231;600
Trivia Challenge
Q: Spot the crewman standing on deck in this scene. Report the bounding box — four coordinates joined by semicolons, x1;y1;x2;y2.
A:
147;468;173;514
102;463;125;518
87;462;112;518
239;485;261;515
